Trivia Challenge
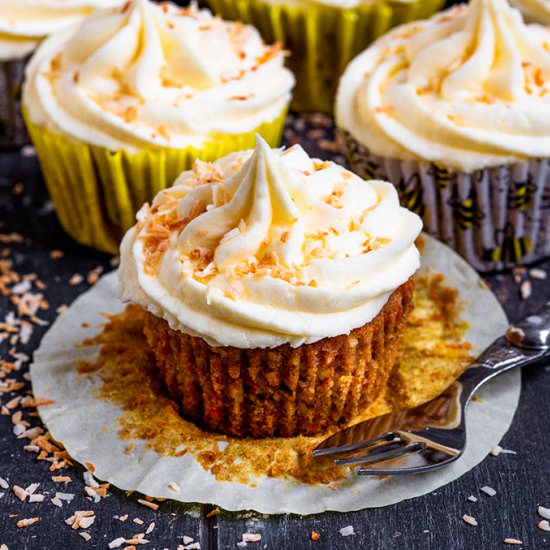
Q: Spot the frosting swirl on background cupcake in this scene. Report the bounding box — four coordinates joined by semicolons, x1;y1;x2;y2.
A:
23;0;294;151
337;0;550;173
510;0;550;23
0;0;124;61
120;136;422;348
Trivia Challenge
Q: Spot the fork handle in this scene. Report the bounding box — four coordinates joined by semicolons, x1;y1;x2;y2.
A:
458;337;549;406
459;301;550;406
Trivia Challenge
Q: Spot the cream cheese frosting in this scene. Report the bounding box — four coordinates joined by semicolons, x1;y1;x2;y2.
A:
23;0;294;151
119;136;422;349
510;0;550;23
0;0;124;61
337;0;550;173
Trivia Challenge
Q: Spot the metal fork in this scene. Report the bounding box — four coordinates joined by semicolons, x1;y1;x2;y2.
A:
312;302;550;475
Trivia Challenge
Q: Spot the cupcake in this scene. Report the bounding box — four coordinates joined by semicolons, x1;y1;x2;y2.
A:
0;0;124;146
23;0;295;254
337;0;550;272
207;0;445;112
510;0;550;22
119;135;422;438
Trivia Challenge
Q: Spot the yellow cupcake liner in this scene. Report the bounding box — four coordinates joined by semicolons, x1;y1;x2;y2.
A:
207;0;445;112
24;110;287;255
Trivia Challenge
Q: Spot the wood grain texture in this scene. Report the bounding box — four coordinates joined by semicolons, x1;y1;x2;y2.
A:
1;112;549;550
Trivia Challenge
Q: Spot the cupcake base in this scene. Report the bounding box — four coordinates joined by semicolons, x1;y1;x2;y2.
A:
343;131;550;272
24;109;287;255
143;279;415;438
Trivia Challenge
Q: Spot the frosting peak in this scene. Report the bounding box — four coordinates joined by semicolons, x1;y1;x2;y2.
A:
120;138;422;348
23;1;294;151
337;0;550;172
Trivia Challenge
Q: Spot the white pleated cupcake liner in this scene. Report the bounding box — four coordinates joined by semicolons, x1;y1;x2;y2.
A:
344;132;550;272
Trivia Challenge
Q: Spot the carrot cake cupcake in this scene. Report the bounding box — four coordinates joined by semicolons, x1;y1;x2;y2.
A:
23;0;294;253
337;0;550;271
119;136;422;438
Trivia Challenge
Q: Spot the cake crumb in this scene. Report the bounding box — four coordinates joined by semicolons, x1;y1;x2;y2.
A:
311;531;321;541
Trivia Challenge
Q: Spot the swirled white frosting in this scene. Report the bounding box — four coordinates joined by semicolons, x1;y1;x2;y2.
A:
0;0;124;61
510;0;550;23
337;0;550;173
23;0;294;151
120;136;422;349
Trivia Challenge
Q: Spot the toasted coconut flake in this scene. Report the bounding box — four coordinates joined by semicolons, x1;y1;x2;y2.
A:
16;517;39;528
538;506;550;520
339;526;355;536
462;514;478;526
242;533;261;543
504;538;522;545
137;498;159;510
480;486;496;497
79;532;92;542
12;485;28;501
538;520;550;532
109;537;127;549
168;481;181;493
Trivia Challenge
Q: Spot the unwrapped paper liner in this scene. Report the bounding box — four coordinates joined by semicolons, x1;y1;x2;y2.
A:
207;0;444;112
24;109;287;254
345;132;550;272
29;235;520;514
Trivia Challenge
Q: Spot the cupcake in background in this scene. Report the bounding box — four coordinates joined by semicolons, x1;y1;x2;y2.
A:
23;0;294;254
337;0;550;272
0;0;124;146
120;135;422;438
510;0;550;22
207;0;445;113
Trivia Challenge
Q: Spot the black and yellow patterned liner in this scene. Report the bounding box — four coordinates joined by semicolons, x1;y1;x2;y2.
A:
344;132;550;272
207;0;444;112
24;110;287;255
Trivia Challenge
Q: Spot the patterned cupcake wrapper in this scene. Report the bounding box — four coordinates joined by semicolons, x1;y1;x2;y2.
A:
0;58;30;147
207;0;444;113
344;132;550;272
24;109;287;255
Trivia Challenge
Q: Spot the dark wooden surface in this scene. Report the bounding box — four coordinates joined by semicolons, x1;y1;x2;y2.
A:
0;116;549;550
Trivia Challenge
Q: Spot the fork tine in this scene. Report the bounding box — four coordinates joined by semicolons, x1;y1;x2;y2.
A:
312;431;398;458
334;441;426;467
